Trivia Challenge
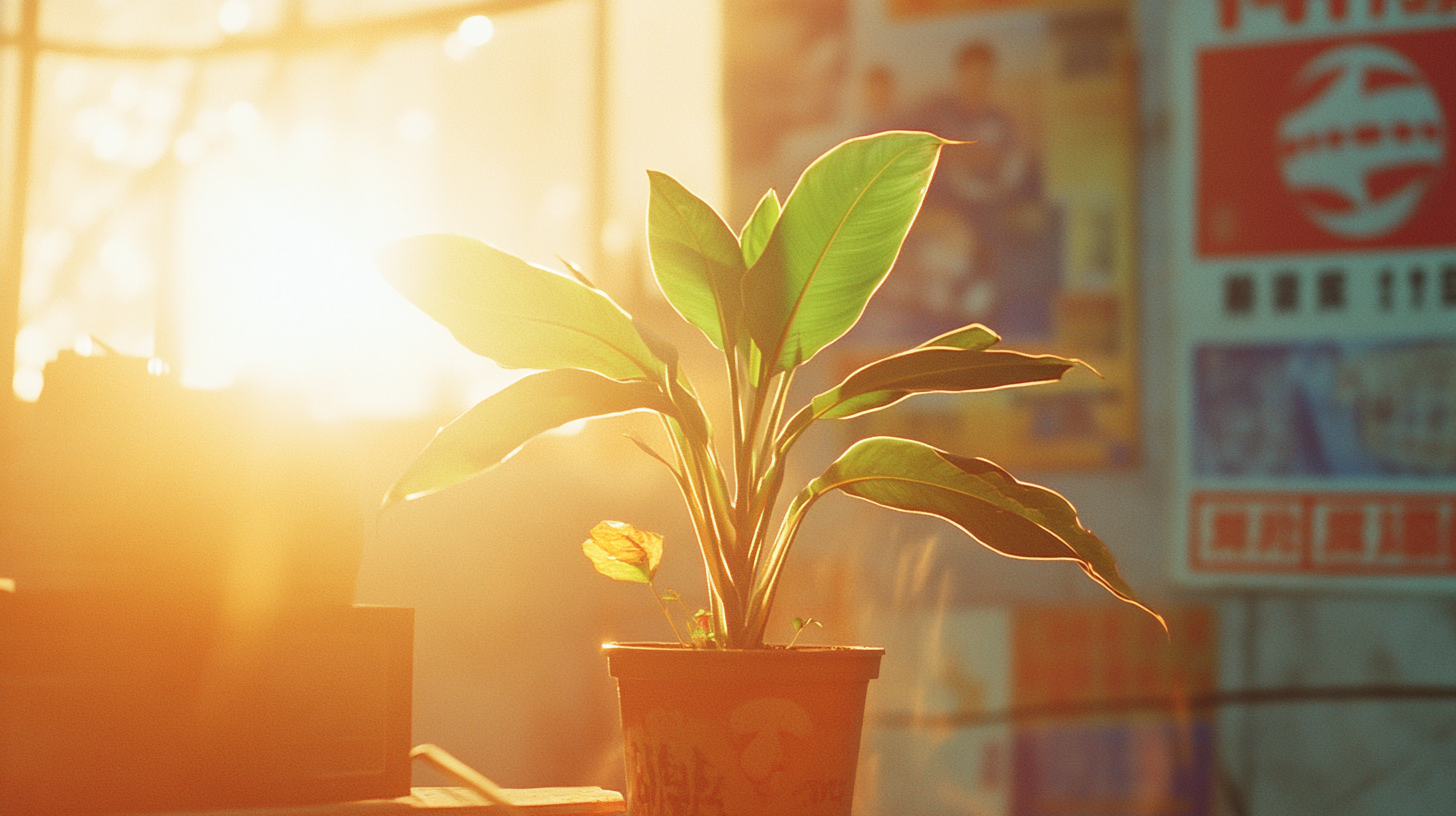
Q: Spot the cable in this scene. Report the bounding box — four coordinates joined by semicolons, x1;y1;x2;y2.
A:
872;684;1456;729
409;743;523;814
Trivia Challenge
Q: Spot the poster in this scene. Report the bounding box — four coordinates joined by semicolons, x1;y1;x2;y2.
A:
858;606;1216;816
1171;0;1456;590
1010;606;1217;816
726;0;1141;470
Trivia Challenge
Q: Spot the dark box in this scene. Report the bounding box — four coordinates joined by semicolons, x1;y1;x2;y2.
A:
0;597;412;814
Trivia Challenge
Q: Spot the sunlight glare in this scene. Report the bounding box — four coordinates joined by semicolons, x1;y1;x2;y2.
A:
396;109;435;144
15;324;53;371
140;86;181;124
218;0;252;35
458;15;495;47
109;76;142;111
71;107;102;140
197;106;226;139
174;138;514;419
174;131;205;164
225;101;260;136
91;120;129;161
287;124;334;162
443;32;473;62
13;368;43;402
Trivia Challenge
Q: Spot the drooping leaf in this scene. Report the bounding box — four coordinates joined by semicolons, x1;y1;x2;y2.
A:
647;171;746;350
743;131;948;375
383;369;673;506
809;347;1078;421
624;433;681;479
916;323;1000;351
797;437;1160;623
739;188;780;268
379;234;664;382
583;520;664;584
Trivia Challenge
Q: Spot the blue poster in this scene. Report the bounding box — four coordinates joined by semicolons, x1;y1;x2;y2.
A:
1194;341;1456;477
1013;721;1213;816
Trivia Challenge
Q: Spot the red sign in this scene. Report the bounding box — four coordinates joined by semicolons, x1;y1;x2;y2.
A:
1189;491;1456;576
1197;29;1456;257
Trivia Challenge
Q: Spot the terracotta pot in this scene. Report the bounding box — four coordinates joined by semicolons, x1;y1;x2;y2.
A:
605;643;883;816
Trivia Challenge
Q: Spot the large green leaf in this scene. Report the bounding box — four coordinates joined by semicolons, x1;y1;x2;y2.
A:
743;131;947;375
797;437;1159;621
808;347;1077;421
383;369;673;506
379;234;664;382
647;171;746;350
739;188;780;268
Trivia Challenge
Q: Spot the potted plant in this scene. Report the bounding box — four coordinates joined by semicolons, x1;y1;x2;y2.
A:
378;131;1159;816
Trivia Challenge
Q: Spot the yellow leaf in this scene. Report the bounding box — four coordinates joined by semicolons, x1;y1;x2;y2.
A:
582;520;663;584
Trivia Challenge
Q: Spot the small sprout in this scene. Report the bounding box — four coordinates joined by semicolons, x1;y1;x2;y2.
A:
583;521;690;646
787;616;822;649
688;609;716;648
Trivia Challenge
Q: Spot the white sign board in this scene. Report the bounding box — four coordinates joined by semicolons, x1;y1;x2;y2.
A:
1172;0;1456;591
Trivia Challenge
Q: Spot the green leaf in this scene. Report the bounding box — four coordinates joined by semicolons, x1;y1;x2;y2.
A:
739;188;780;268
916;323;1000;351
379;234;664;382
583;520;664;584
743;131;948;375
798;437;1160;623
383;368;673;506
647;171;746;350
809;347;1078;421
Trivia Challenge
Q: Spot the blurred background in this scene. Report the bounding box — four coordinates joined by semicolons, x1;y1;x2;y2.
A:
0;1;1452;814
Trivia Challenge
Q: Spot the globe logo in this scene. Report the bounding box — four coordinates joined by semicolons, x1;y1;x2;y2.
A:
1277;43;1446;240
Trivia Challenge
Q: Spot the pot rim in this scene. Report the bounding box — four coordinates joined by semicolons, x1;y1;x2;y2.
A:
603;641;884;654
603;641;885;682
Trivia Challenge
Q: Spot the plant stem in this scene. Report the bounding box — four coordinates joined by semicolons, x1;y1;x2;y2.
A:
742;369;794;573
787;617;820;649
744;484;822;645
760;370;794;471
659;415;730;601
649;582;687;646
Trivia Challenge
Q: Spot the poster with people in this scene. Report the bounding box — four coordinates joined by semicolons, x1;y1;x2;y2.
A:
726;0;1141;470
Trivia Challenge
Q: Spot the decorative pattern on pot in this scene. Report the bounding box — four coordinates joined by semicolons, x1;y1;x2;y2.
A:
608;645;882;816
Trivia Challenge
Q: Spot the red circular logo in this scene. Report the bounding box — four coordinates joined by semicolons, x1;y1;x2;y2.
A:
1278;43;1446;240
